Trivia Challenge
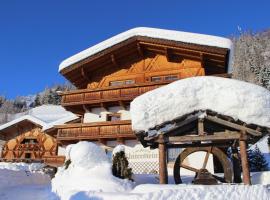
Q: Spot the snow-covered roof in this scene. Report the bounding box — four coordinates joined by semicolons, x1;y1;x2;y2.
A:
130;76;270;133
59;27;233;72
0;105;78;132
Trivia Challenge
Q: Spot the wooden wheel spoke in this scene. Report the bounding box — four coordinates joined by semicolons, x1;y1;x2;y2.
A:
212;174;226;183
202;147;212;169
180;164;200;173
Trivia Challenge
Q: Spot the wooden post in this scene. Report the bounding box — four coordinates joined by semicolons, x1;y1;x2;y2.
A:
239;132;251;185
231;146;242;183
158;134;168;184
117;137;125;145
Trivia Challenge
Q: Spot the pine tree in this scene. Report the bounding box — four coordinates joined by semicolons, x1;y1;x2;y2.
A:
112;151;133;181
34;94;41;107
248;145;268;172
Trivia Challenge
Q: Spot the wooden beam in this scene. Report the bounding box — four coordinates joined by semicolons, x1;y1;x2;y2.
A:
118;100;126;110
100;102;108;111
98;138;107;145
198;119;204;135
232;145;242;183
117;137;125;144
165;48;172;62
167;142;232;148
81;67;90;82
158;134;168;184
205;115;262;137
137;43;144;57
239;131;251;185
200;53;205;68
111;54;118;67
167;131;240;143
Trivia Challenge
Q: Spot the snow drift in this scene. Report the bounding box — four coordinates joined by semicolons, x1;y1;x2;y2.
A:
0;162;50;189
51;141;133;200
130;76;270;133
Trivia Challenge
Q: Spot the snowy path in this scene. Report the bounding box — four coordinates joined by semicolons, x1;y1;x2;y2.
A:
0;185;57;200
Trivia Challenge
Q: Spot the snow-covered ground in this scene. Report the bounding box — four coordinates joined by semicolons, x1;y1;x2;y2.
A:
0;142;269;200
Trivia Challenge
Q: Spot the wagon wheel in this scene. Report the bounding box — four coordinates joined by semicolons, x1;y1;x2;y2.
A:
174;147;232;184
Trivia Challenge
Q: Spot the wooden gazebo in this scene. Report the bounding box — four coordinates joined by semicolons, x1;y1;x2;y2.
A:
135;110;269;185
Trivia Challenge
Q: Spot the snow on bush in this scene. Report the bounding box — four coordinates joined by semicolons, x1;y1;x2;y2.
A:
131;76;270;133
112;145;125;155
51;141;133;200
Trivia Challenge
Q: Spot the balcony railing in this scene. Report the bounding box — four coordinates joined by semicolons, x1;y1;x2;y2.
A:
56;120;134;140
43;156;66;167
61;81;172;107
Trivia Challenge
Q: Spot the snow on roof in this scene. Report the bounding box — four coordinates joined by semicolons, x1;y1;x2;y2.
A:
130;76;270;133
59;27;233;72
0;105;78;132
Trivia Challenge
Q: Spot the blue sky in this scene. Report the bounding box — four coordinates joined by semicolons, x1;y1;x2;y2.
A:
0;0;269;99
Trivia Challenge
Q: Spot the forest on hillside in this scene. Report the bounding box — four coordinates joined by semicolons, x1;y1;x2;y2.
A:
0;29;270;124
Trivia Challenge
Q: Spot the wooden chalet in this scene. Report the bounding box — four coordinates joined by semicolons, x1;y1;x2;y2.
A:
56;27;232;148
0;105;78;167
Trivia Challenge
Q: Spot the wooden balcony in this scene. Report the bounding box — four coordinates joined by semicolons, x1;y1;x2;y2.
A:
43;155;66;167
60;81;172;113
56;120;134;141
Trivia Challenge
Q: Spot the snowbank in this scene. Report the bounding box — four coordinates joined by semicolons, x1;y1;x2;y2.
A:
252;171;270;185
59;27;232;72
130;76;270;133
0;163;50;189
0;162;45;171
58;184;270;200
51;142;133;200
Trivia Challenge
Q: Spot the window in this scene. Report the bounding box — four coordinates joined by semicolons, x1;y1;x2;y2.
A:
25;153;31;159
151;76;162;82
106;113;121;121
109;81;124;86
22;138;37;144
151;75;178;82
109;80;135;86
164;75;178;81
125;80;135;85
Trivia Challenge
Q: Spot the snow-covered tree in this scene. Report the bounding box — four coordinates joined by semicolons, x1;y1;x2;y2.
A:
248;145;268;172
232;29;270;89
112;150;133;181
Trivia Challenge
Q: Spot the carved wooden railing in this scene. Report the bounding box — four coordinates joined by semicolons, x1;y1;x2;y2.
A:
56;120;134;140
61;81;172;106
17;144;40;151
43;155;66;167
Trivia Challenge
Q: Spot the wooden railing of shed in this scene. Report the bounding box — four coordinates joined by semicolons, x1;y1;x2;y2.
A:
57;120;134;140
